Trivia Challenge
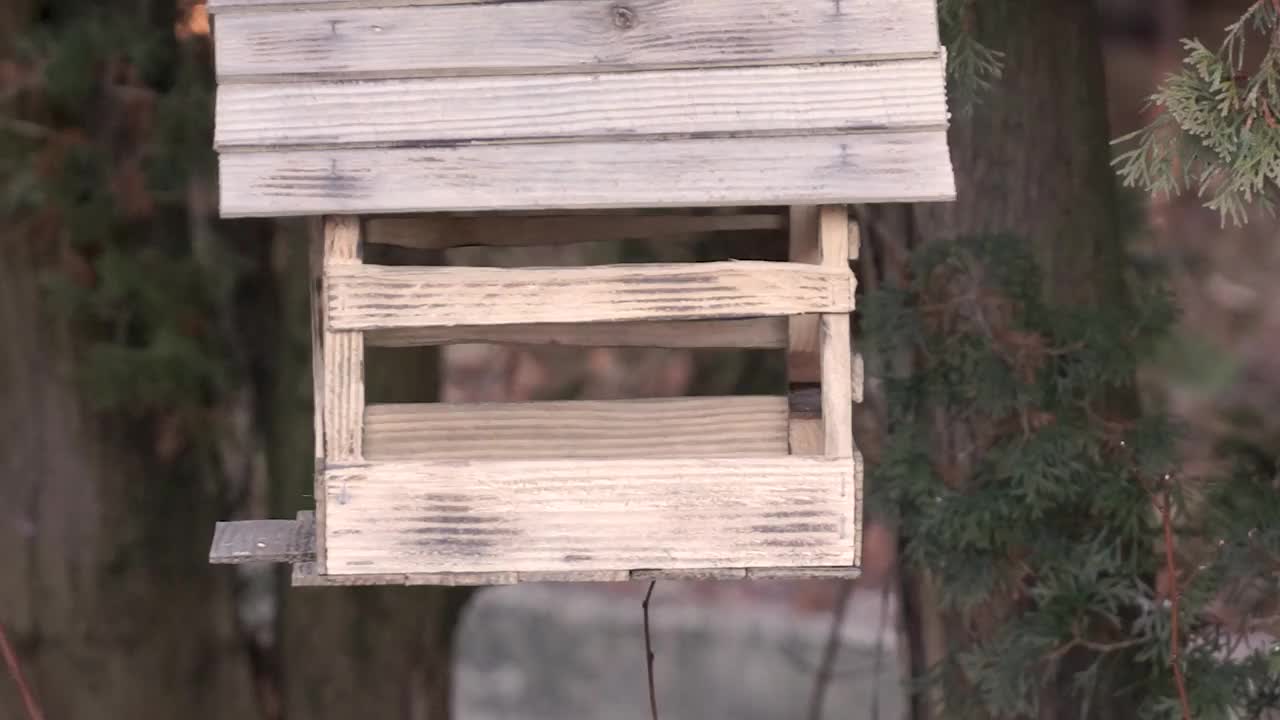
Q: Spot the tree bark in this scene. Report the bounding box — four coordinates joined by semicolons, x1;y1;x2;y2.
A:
0;228;261;720
885;2;1138;718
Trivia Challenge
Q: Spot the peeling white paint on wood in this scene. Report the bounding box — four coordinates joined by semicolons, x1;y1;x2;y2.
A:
322;457;857;574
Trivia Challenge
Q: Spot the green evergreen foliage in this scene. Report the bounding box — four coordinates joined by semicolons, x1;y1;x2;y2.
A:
944;1;1280;223
2;2;236;430
862;235;1279;718
1113;1;1280;225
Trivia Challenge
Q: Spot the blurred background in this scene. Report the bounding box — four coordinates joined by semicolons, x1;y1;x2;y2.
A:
2;0;1277;718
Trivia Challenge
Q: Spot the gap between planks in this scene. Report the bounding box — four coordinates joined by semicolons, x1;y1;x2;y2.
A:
364;211;785;251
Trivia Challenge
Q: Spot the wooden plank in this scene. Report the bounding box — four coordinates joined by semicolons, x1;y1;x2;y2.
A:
366;318;788;350
788;418;823;456
216;60;948;150
307;221;329;571
325;261;854;331
210;0;513;13
630;568;748;581
366;212;785;251
321;216;365;463
292;562;520;587
746;566;861;580
363;396;789;461
852;451;865;566
322;457;857;574
819;206;854;460
213;0;941;80
219;131;956;216
209;515;314;564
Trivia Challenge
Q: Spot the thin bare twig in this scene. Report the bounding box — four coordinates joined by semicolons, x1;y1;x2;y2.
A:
642;581;659;720
808;579;856;720
0;621;45;720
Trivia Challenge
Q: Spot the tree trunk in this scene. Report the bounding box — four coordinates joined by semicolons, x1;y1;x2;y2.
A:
887;2;1137;718
0;230;261;720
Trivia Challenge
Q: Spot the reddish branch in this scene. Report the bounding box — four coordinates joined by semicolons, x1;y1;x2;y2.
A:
1158;490;1192;720
0;621;44;720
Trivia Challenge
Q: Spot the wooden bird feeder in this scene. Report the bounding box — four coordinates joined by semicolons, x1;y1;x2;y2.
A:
207;0;955;586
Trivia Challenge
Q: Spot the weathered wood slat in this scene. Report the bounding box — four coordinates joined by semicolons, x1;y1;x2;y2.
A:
321;217;365;463
819;206;854;460
746;566;861;580
322;457;857;574
220;131;955;217
214;513;858;582
210;514;315;564
210;0;513;12
326;261;853;330
216;60;948;150
363;396;789;461
213;0;940;80
365;212;785;251
366;318;788;350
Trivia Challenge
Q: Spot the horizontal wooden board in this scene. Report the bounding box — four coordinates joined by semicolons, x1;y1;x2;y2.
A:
210;0;513;12
213;0;940;80
322;457;857;574
365;211;785;250
363;396;790;461
209;514;314;563
216;60;948;150
365;317;788;349
218;131;956;216
325;260;853;330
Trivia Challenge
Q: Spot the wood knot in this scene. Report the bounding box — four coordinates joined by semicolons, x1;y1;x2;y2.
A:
611;5;637;29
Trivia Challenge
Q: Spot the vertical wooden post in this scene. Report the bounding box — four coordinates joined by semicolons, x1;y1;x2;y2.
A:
787;206;822;455
818;206;853;460
311;215;366;573
817;205;862;564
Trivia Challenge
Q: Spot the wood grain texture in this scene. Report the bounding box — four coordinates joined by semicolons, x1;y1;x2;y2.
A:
292;561;521;587
216;60;948;150
291;563;779;586
365;212;785;250
746;566;861;579
213;0;941;80
852;352;865;404
366;318;788;350
788;417;823;457
218;131;957;216
363;396;789;461
322;457;857;574
818;206;854;459
210;0;513;12
321;217;365;463
209;515;314;564
325;261;854;330
307;221;329;571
